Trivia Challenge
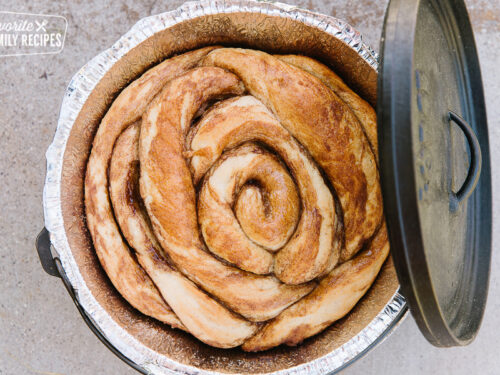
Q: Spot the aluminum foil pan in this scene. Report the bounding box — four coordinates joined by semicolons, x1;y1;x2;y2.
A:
43;1;407;373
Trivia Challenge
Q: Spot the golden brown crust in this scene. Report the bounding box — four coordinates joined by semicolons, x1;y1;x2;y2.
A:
242;223;390;351
199;143;296;274
109;122;185;331
188;95;339;285
85;47;217;327
110;123;258;348
201;48;383;261
276;54;379;159
84;47;388;351
139;67;314;322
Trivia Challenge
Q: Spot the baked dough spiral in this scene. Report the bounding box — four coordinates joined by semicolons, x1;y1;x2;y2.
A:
85;47;388;351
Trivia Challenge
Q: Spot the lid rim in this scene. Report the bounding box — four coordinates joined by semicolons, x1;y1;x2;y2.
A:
378;0;491;347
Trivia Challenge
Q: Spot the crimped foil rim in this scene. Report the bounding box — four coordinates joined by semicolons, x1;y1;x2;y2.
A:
43;1;407;374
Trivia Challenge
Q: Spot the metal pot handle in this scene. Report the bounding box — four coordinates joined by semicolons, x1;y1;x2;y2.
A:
35;228;148;374
36;228;60;277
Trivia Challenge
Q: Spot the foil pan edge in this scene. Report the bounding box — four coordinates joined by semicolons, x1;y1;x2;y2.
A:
43;1;407;374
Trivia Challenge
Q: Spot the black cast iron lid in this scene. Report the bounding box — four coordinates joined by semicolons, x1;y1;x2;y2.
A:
378;0;492;346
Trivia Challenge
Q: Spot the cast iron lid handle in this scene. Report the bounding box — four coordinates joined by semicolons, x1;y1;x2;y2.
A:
35;228;147;374
448;111;482;208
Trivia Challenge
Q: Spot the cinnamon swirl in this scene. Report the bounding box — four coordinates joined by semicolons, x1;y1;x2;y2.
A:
84;47;388;350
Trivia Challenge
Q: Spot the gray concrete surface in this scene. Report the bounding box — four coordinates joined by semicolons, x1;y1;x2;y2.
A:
0;0;498;374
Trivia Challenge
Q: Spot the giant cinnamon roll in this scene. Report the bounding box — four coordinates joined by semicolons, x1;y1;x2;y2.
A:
84;46;388;351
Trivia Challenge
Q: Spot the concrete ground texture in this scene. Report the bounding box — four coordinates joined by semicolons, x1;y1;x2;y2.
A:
0;0;499;374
